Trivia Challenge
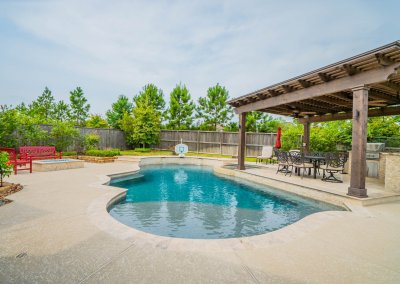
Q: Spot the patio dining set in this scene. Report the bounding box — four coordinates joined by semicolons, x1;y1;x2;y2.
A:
256;146;348;183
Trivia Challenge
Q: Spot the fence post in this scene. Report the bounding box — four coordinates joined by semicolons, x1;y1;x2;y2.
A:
197;131;200;153
220;131;223;155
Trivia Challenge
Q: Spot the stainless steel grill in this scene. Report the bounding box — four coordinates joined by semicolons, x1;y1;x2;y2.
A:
366;143;385;160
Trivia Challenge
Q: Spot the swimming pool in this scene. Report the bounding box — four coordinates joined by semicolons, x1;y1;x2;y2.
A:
108;164;343;239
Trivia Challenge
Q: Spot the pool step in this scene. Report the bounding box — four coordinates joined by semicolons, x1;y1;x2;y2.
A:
116;156;141;163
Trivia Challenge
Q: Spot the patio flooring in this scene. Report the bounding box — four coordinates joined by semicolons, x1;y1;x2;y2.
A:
1;159;400;283
221;162;400;207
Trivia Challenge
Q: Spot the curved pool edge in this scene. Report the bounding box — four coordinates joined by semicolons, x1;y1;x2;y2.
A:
87;156;354;251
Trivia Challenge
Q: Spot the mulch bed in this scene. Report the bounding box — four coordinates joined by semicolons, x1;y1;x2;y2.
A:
0;183;23;207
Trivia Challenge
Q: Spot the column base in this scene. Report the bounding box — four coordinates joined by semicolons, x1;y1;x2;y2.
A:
347;187;368;198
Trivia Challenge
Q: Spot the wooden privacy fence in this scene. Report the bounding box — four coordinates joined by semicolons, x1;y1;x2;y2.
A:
39;125;128;150
156;130;278;157
37;126;281;156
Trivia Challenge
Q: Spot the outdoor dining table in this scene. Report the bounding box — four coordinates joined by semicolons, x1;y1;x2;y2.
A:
304;155;326;179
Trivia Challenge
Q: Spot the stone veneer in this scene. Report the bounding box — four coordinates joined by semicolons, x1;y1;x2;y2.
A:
32;159;84;172
383;153;400;193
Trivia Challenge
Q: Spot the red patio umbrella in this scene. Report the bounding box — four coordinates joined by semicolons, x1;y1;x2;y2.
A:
275;127;282;149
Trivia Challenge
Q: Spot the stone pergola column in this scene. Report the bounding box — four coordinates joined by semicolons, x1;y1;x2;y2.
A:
302;122;310;154
348;85;369;198
238;112;247;170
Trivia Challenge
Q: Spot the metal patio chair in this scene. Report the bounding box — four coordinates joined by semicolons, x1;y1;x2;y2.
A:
321;153;346;183
276;151;292;175
289;151;314;178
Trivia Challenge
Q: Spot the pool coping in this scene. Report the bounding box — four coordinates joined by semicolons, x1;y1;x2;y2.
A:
87;156;360;251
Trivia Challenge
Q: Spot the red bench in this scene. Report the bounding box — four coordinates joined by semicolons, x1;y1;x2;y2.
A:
0;147;32;174
19;146;62;160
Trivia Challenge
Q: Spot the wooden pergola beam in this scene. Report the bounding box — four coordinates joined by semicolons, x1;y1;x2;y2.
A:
368;90;399;103
375;53;396;66
298;105;400;123
298;79;312;88
235;62;400;114
378;81;400;92
341;64;359;76
310;96;352;108
318;72;332;82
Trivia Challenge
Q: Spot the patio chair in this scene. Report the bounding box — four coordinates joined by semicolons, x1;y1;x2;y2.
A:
338;151;349;174
321;153;346;183
0;147;32;174
276;151;292;175
289;151;314;178
256;146;274;164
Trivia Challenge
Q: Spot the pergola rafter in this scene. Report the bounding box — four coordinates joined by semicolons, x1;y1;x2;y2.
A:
228;41;400;198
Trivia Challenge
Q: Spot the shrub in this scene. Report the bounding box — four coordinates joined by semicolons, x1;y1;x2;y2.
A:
85;149;120;157
0;152;13;187
0;107;48;147
134;148;151;153
50;121;80;151
63;151;78;156
84;133;100;150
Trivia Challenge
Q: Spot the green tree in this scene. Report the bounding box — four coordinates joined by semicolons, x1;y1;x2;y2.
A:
196;84;233;130
281;122;303;150
120;112;135;146
50;121;80;151
133;84;165;113
223;121;239;132
368;116;400;139
0;106;48;147
106;95;133;129
0;151;13;187
258;114;282;133
86;114;109;128
15;102;28;114
166;83;195;129
0;106;19;147
15;112;49;146
121;98;161;148
28;87;56;123
69;87;90;126
53;100;70;121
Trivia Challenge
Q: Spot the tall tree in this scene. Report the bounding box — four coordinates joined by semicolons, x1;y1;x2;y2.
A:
69;87;90;126
86;114;109;128
15;102;28;114
246;112;282;133
246;112;264;132
121;97;161;148
196;84;233;130
53;100;70;121
133;84;165;113
166;83;195;130
29;87;56;123
106;95;133;129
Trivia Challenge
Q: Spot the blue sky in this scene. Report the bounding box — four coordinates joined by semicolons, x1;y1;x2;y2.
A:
0;0;399;115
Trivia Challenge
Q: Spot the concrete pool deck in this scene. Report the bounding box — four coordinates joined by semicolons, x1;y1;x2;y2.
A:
1;159;400;283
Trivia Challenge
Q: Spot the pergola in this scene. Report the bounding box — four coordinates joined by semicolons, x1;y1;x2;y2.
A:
228;41;400;198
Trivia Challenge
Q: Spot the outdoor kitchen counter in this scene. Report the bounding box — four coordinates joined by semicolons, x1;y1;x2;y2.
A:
380;152;400;193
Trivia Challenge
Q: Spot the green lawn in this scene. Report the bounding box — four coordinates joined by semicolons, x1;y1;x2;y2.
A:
120;150;257;162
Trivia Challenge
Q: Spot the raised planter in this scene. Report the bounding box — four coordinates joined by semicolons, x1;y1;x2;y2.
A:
78;156;117;163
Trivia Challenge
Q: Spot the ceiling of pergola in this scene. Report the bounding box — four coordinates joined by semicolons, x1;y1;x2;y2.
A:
228;42;400;119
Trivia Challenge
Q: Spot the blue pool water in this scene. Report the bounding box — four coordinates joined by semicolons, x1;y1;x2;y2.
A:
108;165;343;239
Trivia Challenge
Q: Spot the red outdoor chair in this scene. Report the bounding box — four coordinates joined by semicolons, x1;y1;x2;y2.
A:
0;147;32;174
